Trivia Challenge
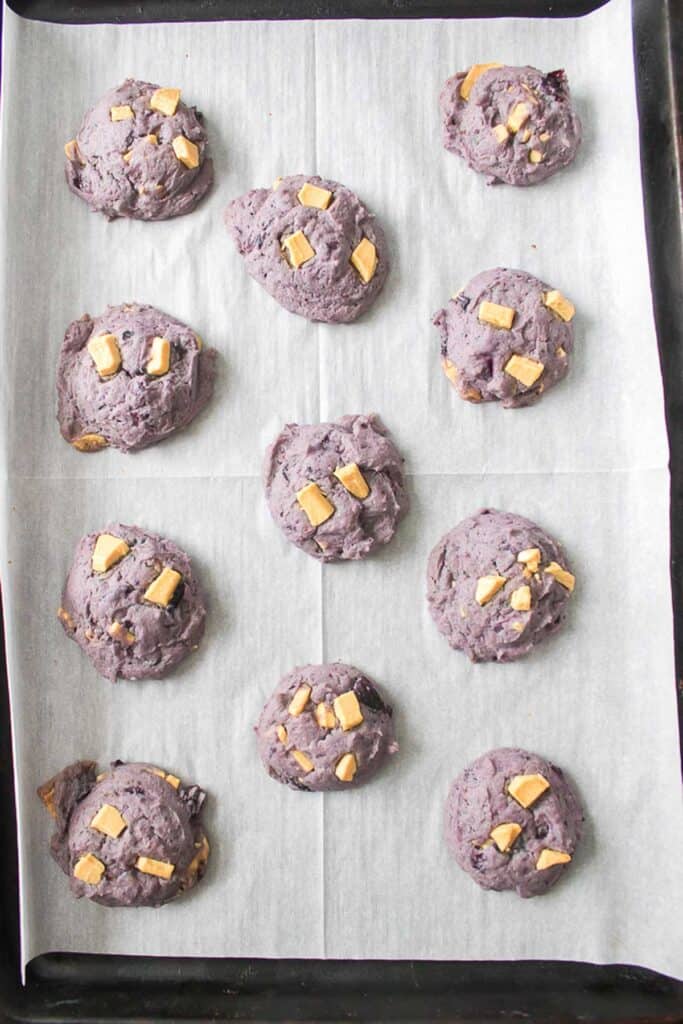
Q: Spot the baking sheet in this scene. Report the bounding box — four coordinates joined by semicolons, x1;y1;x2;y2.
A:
1;0;681;980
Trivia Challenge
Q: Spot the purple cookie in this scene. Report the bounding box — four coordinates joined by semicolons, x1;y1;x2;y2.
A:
255;663;398;791
64;79;213;220
225;174;389;322
433;268;575;408
38;760;210;907
264;414;408;562
57;303;216;454
58;523;207;682
445;748;583;898
427;509;575;663
440;64;581;186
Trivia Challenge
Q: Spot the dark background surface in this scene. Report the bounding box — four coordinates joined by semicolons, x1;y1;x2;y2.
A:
1;0;682;1020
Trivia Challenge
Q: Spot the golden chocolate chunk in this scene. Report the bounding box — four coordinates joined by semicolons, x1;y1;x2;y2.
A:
122;149;133;163
71;433;108;452
172;135;199;169
504;354;544;388
519;128;531;143
292;749;314;773
147;767;166;778
194;333;203;351
107;621;135;646
333;691;364;732
74;852;105;885
297;181;333;209
87;333;121;378
442;357;458;385
146;336;171;377
529;149;544;164
144;567;183;607
165;774;181;789
90;803;127;838
334;462;370;500
545;562;575;592
183;834;210;884
314;703;336;729
296;482;335;527
490;822;522;853
57;606;74;629
510;585;531;612
282;229;315;268
460;62;503;100
64;139;81;162
556;345;567;358
288;684;312;717
350;238;377;284
507;773;550;808
150;87;181;116
517;548;541;573
147;133;158;145
510;621;525;633
335;752;358;782
475;575;506;606
543;289;575;322
506;102;530;133
536;848;571;871
462;385;483;402
276;724;288;743
478;301;515;330
539;131;551;142
492;124;509;144
110;104;134;121
92;533;130;574
135;856;175;879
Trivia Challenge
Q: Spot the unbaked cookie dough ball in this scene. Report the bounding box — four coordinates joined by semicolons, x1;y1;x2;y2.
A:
38;760;210;907
225;174;389;322
445;747;584;898
433;268;575;408
427;508;575;663
440;63;581;186
64;79;213;220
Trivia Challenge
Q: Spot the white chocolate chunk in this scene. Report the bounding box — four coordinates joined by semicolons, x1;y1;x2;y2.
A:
489;822;522;853
292;749;314;773
110;104;134;122
146;336;171;376
92;534;130;573
107;621;135;646
288;684;312;717
335;752;358;782
73;853;105;885
460;62;503;100
492;124;509;144
529;149;544;164
507;773;549;808
276;724;288;743
350;238;377;283
504;354;544;388
442;357;459;385
544;561;575;592
543;289;576;322
172;135;199;169
334;462;370;499
150;87;181;116
314;703;336;729
88;333;121;378
333;691;364;731
283;229;315;268
90;804;127;838
297;181;333;209
135;856;175;879
478;301;515;330
517;548;541;573
506;102;530;133
144;567;183;607
510;585;531;612
536;848;571;871
72;433;108;452
475;575;506;606
296;482;335;527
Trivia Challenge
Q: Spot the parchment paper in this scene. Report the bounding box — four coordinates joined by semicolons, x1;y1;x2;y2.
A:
1;0;681;980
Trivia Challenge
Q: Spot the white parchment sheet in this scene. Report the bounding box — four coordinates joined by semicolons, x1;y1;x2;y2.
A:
1;0;682;980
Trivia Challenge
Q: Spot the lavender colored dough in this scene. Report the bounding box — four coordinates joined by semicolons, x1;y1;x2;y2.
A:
65;79;213;220
445;748;583;898
225;174;389;322
38;760;210;907
59;523;206;682
433;268;574;408
255;663;398;791
57;303;216;453
264;414;408;562
440;65;581;186
427;509;574;663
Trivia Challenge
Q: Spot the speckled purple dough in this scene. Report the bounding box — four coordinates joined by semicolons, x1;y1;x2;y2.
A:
433;268;574;408
255;663;397;791
440;65;581;186
38;760;210;907
225;174;389;322
59;524;206;682
264;414;408;562
445;748;583;898
65;79;213;220
56;303;216;453
427;509;574;663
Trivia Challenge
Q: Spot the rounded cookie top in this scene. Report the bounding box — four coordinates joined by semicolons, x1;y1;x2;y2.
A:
225;174;389;323
445;747;583;898
38;760;210;907
64;79;213;220
57;303;216;454
440;64;581;186
58;523;207;681
433;268;575;408
255;662;398;791
264;414;408;562
426;508;575;663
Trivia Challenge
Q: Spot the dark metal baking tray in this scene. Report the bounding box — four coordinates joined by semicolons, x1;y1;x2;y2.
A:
1;0;681;1019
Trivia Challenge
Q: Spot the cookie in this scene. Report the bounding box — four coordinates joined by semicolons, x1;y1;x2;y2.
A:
433;268;575;408
225;174;389;322
427;508;575;663
255;663;397;791
264;414;408;562
38;760;210;907
440;64;581;186
57;303;216;454
445;747;583;898
64;79;213;220
58;524;207;681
